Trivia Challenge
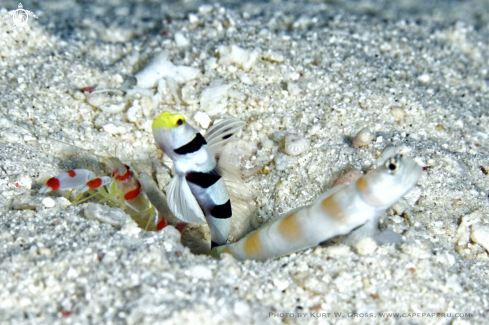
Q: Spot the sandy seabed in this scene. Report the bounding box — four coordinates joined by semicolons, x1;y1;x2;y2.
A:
1;0;489;324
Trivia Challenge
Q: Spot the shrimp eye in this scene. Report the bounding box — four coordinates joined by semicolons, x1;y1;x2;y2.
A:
125;165;130;170
176;119;183;126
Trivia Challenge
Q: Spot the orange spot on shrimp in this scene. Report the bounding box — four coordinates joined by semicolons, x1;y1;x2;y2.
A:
46;177;60;191
278;213;301;241
156;216;168;231
115;170;130;181
243;231;262;257
87;178;103;189
124;181;141;200
67;170;76;177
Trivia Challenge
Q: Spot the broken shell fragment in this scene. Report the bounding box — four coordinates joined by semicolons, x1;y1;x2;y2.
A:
390;106;406;122
353;128;374;149
284;134;310;156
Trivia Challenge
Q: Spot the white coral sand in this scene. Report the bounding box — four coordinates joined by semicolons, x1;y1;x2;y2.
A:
1;1;489;324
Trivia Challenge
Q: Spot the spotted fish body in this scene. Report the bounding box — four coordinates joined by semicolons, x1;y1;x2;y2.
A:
211;154;422;261
152;112;245;247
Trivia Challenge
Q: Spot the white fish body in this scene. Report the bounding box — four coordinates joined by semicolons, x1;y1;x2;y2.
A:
152;112;245;247
211;154;422;261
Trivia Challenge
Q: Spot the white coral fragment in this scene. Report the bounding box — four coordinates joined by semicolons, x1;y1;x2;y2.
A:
42;197;56;208
218;45;260;71
471;225;489;252
135;52;200;88
174;32;190;47
99;102;127;114
262;50;285;63
200;82;237;116
103;123;127;135
86;92;127;113
181;80;203;105
284;134;310;156
83;203;131;229
417;74;431;83
355;237;377;255
194;111;211;128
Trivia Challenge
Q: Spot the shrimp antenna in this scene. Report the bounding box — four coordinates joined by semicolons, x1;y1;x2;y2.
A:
89;88;125;96
84;76;136;96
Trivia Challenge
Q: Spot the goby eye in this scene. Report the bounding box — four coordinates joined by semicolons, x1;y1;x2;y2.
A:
384;155;401;174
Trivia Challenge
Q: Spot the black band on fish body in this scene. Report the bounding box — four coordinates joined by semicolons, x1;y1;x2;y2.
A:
186;170;221;189
174;133;207;155
209;200;232;219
